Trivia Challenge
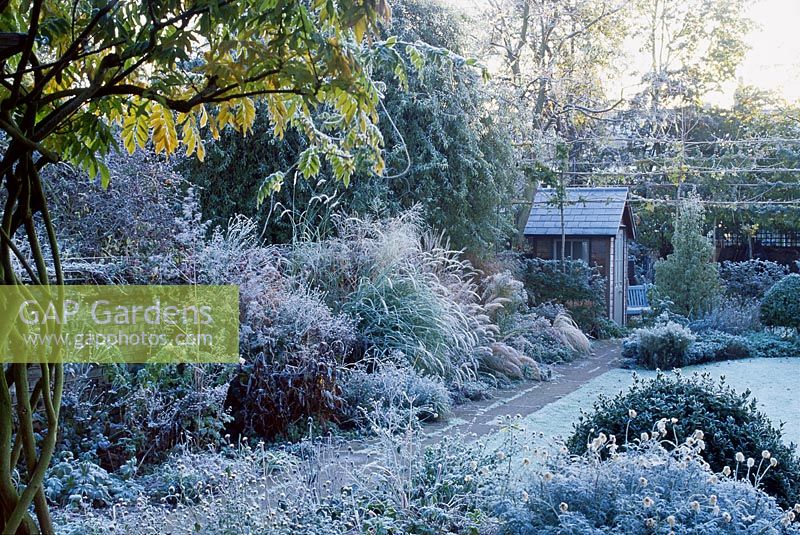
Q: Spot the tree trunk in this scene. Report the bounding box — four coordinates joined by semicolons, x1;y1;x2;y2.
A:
0;148;63;535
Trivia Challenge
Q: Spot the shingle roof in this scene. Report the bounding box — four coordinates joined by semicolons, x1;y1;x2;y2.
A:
524;187;630;236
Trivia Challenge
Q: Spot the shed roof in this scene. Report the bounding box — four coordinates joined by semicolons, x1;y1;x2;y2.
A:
524;187;633;237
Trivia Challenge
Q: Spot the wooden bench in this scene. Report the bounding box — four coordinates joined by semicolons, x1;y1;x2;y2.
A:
626;284;651;316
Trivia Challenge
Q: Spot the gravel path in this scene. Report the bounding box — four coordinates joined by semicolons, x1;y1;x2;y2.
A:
422;339;622;443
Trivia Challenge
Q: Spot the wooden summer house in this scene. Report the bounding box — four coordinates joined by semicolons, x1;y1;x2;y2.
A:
523;187;635;325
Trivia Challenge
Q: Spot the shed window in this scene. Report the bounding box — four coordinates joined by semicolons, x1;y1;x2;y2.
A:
553;239;590;263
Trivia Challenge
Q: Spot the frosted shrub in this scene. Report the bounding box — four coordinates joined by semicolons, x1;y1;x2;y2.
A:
45;453;142;508
720;259;788;299
502;312;575;364
45;150;196;282
633;321;695;369
761;274;800;330
53;414;519;534
138;444;298;504
692;295;762;333
153;215;361;441
339;362;452;425
569;372;800;508
745;332;800;359
517;257;607;336
685;330;752;364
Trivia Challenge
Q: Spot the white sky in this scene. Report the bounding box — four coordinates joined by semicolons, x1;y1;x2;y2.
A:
731;0;800;104
439;0;800;106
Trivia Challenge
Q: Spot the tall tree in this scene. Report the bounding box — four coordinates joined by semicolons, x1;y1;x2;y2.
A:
616;0;752;182
186;0;519;254
483;0;628;161
377;0;521;252
654;195;720;316
0;1;392;532
632;0;750;110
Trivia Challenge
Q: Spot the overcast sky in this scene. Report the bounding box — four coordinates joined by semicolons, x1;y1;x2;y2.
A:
733;0;800;104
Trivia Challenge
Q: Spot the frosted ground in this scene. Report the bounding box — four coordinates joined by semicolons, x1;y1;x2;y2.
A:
486;357;800;450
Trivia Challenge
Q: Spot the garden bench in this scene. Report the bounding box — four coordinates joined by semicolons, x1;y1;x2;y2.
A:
626;284;651;316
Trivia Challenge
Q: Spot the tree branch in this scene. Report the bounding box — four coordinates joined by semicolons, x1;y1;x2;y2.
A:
9;0;43;104
19;0;121;107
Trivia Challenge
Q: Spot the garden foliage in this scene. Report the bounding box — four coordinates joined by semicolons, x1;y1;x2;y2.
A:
55;209;570;450
504;436;799;534
340;362;452;426
181;0;521;254
569;372;800;508
761;274;800;330
690;295;762;334
720;259;788;299
52;410;800;534
629;321;696;369
291;213;549;383
654;196;720;317
685;330;754;364
516;257;608;336
483;270;589;364
625;328;800;367
58;363;232;470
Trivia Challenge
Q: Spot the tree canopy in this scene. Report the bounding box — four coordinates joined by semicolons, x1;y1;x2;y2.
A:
185;0;519;254
1;0;394;185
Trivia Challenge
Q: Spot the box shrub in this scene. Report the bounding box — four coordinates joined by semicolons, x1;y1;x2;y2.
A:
761;273;800;330
568;372;800;508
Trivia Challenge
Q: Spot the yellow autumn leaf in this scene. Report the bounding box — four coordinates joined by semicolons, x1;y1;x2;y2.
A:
208;115;220;140
238;97;256;135
217;102;233;131
196;138;206;162
150;105;178;155
121;114;138;155
182;120;197;157
353;18;367;43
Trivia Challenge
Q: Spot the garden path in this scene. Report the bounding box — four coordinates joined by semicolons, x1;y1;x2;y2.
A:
421;339;622;444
